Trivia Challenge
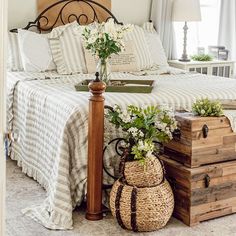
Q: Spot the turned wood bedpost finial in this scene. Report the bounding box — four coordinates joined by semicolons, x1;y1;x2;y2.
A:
86;73;106;221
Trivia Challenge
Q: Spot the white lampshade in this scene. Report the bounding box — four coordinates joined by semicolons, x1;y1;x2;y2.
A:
172;0;201;22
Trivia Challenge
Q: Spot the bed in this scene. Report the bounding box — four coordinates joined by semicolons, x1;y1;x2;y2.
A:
7;0;236;231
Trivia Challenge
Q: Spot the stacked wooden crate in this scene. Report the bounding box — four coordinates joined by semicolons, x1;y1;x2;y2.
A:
161;113;236;226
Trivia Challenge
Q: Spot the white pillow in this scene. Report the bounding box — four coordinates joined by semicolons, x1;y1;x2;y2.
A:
17;29;56;72
8;32;24;71
142;22;168;67
48;21;87;75
124;25;154;70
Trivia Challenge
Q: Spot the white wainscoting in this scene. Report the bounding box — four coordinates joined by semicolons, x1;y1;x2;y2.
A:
0;0;7;234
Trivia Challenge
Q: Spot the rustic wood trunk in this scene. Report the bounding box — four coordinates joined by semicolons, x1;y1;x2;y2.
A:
164;113;236;168
161;155;236;226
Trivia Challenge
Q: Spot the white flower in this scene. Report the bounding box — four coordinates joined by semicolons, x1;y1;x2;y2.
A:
156;121;167;131
201;109;205;115
166;130;173;139
113;104;120;112
137;140;145;150
139;130;144;137
128;127;139;137
104;19;116;35
88;36;97;44
170;121;178;132
127;128;144;138
119;111;131;123
146;151;154;159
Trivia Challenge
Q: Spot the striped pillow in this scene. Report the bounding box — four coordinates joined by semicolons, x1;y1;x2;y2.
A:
142;22;168;67
49;21;87;75
84;40;139;73
8;32;24;71
142;22;156;33
124;25;153;71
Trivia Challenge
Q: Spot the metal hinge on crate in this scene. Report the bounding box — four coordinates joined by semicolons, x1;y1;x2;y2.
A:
4;130;19;158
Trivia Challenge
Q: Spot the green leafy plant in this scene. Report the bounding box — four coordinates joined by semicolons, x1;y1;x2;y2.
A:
82;19;132;62
192;98;224;117
106;105;177;165
191;54;213;61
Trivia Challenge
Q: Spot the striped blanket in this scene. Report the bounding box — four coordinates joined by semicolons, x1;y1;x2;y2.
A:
7;70;236;230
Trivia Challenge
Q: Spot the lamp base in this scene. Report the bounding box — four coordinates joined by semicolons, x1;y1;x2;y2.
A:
179;22;191;63
179;58;190;62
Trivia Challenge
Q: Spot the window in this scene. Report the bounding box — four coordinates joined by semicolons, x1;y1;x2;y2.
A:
174;0;221;58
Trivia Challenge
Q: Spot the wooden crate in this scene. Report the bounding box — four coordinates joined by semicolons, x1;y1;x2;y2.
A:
164;113;236;168
160;155;236;226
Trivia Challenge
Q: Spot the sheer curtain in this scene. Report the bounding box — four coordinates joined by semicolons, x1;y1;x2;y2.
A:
218;0;236;61
150;0;177;59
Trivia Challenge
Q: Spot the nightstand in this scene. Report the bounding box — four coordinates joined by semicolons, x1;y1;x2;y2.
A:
168;60;235;78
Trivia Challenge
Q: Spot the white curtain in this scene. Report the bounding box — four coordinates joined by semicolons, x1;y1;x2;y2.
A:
218;0;236;61
150;0;177;59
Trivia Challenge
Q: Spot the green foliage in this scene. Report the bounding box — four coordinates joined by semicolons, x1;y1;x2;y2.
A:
82;20;131;61
191;54;213;61
192;98;224;117
106;104;177;164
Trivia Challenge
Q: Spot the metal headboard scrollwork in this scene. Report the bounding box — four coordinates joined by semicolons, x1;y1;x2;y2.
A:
10;0;122;33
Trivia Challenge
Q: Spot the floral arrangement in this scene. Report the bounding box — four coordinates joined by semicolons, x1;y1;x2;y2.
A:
82;19;131;60
106;105;177;165
81;19;132;83
192;98;224;117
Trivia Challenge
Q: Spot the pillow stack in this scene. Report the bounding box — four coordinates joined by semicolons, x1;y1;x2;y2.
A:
7;21;168;74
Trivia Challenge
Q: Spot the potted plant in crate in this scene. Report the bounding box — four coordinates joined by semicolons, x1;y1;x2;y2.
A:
106;104;177;187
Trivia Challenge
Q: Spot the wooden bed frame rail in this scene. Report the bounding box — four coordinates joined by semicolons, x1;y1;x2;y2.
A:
86;73;106;220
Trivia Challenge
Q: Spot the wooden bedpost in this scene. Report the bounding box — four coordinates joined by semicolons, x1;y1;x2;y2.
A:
86;72;106;220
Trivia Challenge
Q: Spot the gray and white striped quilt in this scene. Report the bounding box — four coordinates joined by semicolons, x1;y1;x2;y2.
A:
7;70;236;230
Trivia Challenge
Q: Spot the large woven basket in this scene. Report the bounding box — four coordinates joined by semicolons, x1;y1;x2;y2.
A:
123;157;164;187
110;178;174;232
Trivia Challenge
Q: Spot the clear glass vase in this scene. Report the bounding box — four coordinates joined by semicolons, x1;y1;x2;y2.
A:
96;58;111;85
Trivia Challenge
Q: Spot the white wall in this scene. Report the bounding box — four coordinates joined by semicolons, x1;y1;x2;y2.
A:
112;0;152;25
8;0;37;29
8;0;152;29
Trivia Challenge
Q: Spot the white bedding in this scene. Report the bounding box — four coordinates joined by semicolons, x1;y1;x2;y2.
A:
7;69;236;230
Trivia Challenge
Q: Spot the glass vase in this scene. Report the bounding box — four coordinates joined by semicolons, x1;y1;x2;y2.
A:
96;58;111;85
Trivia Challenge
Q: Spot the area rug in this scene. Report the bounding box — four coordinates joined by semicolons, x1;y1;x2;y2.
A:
6;159;236;236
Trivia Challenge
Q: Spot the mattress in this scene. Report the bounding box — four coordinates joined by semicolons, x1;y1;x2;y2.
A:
7;70;236;229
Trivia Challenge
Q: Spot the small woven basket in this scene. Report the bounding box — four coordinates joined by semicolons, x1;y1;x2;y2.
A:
123;157;164;187
110;178;174;232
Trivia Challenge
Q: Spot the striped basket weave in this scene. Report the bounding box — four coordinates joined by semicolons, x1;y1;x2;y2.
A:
110;178;174;232
123;157;164;187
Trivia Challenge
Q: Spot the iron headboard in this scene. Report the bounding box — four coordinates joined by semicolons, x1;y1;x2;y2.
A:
10;0;122;33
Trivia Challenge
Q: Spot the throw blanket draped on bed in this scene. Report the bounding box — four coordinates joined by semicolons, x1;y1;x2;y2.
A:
7;70;236;229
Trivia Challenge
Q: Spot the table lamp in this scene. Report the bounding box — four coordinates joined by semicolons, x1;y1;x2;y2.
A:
172;0;201;62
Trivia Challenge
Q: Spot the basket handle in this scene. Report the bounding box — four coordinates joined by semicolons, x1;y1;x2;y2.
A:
114;180;138;232
154;154;166;184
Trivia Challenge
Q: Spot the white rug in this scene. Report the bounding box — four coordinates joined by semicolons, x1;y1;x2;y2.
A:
6;159;236;236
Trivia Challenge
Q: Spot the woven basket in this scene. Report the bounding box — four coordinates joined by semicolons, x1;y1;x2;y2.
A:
123;157;164;187
110;178;174;232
